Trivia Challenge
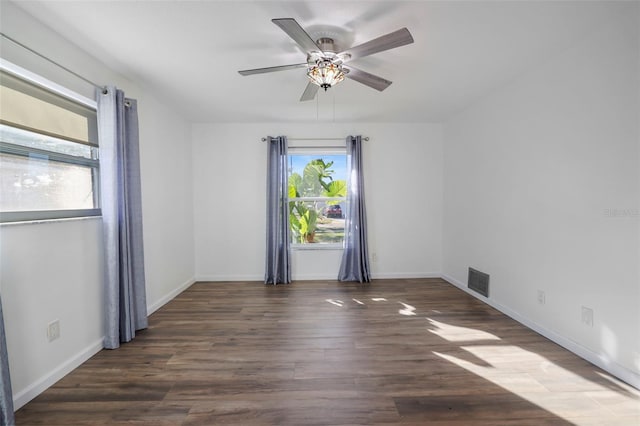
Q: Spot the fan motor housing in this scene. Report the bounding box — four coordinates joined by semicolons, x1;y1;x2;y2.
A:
316;37;337;53
307;38;349;68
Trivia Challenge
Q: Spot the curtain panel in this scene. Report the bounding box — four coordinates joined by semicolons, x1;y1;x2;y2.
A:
0;295;14;426
338;135;371;282
97;87;148;349
265;136;291;284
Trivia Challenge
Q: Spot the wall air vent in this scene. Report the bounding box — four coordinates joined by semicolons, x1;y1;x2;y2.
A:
468;267;489;297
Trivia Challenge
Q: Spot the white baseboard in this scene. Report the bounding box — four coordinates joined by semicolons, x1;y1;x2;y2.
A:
147;277;196;314
292;274;336;281
198;274;338;282
290;272;442;281
372;272;442;279
195;273;443;282
197;275;345;282
440;274;640;390
13;338;103;410
195;275;263;282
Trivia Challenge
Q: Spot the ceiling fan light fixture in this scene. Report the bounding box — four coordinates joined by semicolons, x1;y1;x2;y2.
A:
307;60;345;91
238;19;414;101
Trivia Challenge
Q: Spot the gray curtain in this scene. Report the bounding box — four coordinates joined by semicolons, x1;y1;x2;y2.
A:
265;136;291;284
97;87;148;349
0;295;14;426
338;135;371;282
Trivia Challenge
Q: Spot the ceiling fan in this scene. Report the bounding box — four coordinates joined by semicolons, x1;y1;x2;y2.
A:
238;18;414;101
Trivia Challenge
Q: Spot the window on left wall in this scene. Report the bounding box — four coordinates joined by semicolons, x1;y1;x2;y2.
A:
0;68;100;223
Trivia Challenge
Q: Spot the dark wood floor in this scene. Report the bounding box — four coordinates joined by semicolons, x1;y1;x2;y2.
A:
15;278;640;425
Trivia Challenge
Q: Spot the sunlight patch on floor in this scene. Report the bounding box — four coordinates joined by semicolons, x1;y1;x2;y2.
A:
398;302;417;316
595;371;640;395
433;347;640;423
426;318;501;342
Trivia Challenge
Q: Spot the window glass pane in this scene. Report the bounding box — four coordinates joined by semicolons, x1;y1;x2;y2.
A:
0;70;98;146
289;200;345;244
288;154;347;198
0;124;95;159
288;152;347;245
0;152;95;212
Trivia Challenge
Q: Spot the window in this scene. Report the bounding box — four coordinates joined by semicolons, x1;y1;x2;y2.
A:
288;148;347;247
0;67;100;222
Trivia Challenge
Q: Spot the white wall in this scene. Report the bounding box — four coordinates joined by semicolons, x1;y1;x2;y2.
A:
443;8;640;386
0;219;104;408
193;122;443;281
0;1;195;408
137;96;195;312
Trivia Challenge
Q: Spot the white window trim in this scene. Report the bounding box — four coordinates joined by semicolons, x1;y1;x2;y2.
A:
0;214;100;227
0;58;96;109
0;59;100;223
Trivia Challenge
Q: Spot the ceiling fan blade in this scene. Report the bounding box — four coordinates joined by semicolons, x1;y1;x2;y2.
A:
344;66;392;91
340;28;414;61
300;81;319;102
272;18;321;53
238;63;307;76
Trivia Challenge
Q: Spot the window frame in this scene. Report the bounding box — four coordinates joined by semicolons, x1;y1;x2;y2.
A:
0;59;100;223
288;146;348;250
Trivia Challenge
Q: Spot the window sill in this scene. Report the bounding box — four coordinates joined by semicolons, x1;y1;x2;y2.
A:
292;244;344;251
0;215;101;227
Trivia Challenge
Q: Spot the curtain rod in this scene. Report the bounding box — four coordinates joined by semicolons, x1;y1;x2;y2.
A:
1;32;103;91
261;137;369;142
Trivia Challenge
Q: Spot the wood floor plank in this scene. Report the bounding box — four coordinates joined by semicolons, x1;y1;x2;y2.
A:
15;278;640;425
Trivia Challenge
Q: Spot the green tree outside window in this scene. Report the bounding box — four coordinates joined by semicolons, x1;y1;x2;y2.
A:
288;158;347;243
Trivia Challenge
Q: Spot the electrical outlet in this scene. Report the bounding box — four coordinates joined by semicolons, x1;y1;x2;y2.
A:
371;252;378;263
581;306;594;327
537;290;545;305
47;320;60;342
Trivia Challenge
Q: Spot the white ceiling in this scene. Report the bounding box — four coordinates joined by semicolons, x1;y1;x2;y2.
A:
11;1;628;123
